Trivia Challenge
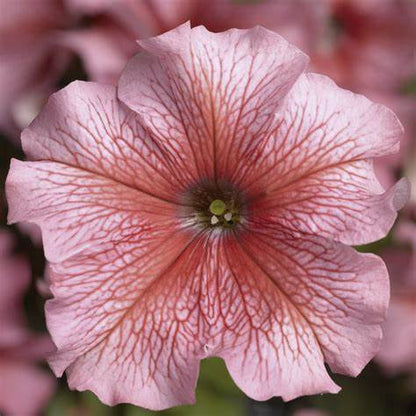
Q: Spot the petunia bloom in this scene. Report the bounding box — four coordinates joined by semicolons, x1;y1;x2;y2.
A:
6;24;409;409
63;0;326;84
311;0;416;189
0;0;69;136
319;0;416;96
377;221;416;375
0;231;56;415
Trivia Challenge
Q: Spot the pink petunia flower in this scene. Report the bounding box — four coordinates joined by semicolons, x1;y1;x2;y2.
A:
0;231;56;415
377;221;416;375
312;0;416;189
0;0;69;136
6;24;410;409
63;0;327;84
319;0;416;95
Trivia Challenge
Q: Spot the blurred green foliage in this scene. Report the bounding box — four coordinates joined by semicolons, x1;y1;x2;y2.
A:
43;359;416;416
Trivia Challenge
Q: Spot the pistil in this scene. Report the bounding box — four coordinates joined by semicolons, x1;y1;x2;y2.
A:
208;199;237;227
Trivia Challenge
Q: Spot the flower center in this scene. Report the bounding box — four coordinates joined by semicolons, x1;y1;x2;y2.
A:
181;179;244;230
209;199;238;227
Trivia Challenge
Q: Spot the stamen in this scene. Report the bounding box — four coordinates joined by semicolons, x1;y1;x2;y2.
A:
211;215;219;225
224;212;232;222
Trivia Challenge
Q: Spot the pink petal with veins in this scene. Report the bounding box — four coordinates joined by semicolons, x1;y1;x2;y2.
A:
119;22;308;182
21;82;190;203
232;228;389;381
249;74;409;246
6;160;199;408
6;24;408;409
368;93;414;189
46;232;207;408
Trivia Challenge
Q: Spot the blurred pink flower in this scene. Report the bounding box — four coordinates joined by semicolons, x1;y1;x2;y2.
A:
0;231;56;415
0;0;69;136
6;24;409;409
0;0;327;133
377;221;416;374
58;16;137;85
63;0;327;83
404;139;416;211
319;0;415;94
312;0;416;189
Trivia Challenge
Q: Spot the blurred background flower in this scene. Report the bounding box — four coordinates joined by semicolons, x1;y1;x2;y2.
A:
377;221;416;376
0;0;415;415
0;231;56;415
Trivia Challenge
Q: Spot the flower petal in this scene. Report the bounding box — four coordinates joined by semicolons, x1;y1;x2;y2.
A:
45;233;214;409
7;160;181;263
118;23;308;181
247;73;409;245
6;159;204;409
21;81;192;202
213;235;340;401
231;227;389;380
6;155;390;405
46;229;336;405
